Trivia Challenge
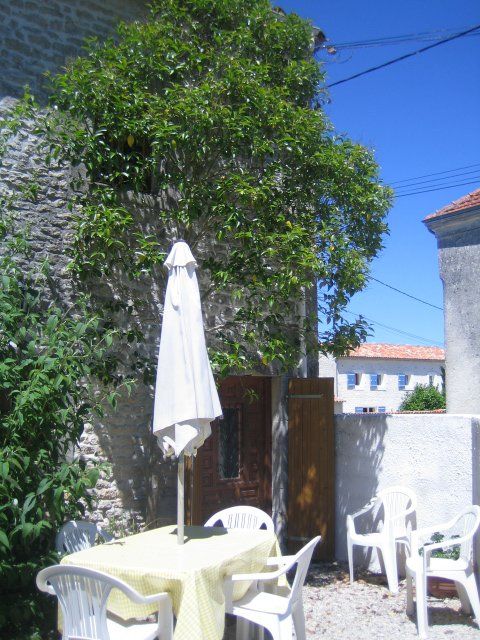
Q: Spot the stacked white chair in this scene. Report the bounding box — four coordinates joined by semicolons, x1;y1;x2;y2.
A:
347;486;417;593
204;506;274;532
36;565;173;640
225;535;321;640
56;520;114;555
406;504;480;638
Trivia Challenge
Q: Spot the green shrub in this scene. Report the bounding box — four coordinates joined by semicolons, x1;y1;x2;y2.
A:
0;258;119;637
399;383;446;412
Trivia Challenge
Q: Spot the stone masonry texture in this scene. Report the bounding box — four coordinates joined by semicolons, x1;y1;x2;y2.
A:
0;0;147;102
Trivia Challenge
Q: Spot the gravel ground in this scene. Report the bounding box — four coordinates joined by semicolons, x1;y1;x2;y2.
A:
225;561;480;639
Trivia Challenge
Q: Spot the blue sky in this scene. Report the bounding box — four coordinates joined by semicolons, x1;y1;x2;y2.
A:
279;0;480;347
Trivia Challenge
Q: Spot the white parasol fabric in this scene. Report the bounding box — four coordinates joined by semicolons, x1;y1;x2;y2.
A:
152;241;222;458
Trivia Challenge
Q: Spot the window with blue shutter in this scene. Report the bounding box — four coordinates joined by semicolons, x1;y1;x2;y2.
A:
398;374;408;390
347;373;357;390
370;374;380;390
378;406;386;413
355;407;363;413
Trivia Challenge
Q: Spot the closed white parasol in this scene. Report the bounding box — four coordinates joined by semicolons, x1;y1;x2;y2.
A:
152;241;222;543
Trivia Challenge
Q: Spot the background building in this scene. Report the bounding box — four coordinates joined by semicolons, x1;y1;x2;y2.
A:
424;188;480;414
319;343;444;414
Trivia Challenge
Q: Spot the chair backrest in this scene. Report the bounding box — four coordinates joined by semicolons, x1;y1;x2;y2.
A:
450;505;480;563
204;506;274;532
287;536;321;606
37;565;135;640
378;486;417;538
56;521;101;554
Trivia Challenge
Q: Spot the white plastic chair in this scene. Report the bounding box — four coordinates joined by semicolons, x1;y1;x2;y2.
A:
204;506;274;532
36;564;173;640
224;535;321;640
56;520;114;555
406;505;480;638
347;486;417;593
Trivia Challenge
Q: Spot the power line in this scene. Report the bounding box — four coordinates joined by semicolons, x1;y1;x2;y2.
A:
345;310;443;346
394;168;480;190
368;276;443;310
389;162;480;185
396;178;480;198
326;24;480;88
326;26;480;51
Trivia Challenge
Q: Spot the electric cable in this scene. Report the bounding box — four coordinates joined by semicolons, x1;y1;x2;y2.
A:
396;178;480;198
388;162;480;185
326;24;480;88
344;310;443;346
368;277;443;310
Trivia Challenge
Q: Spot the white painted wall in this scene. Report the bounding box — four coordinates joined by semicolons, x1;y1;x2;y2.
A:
336;356;444;413
335;413;480;574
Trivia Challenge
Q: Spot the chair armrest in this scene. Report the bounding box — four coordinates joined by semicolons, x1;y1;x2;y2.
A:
97;527;114;543
132;591;171;606
230;569;284;582
423;533;469;556
266;555;295;566
349;497;377;521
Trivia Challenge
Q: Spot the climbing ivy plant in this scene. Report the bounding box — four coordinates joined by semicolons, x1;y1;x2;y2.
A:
44;0;391;374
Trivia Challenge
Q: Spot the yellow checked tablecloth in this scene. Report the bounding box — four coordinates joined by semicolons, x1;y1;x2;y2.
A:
61;524;279;640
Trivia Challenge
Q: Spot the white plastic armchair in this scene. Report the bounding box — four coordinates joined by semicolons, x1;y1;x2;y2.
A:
224;535;321;640
347;486;417;593
36;564;173;640
204;506;274;532
56;520;114;555
406;505;480;638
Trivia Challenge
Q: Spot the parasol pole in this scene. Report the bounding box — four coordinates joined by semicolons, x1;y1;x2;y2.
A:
177;452;185;544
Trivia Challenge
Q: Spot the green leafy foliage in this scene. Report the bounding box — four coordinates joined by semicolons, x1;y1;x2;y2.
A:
42;0;391;372
0;257;119;636
399;383;446;412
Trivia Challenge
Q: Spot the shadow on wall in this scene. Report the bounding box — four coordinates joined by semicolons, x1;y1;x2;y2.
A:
336;414;387;567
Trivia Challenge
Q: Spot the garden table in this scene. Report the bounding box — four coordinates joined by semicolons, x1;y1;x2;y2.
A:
61;524;278;640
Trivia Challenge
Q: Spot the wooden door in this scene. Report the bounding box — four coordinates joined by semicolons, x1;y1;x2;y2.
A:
287;377;334;560
189;376;272;525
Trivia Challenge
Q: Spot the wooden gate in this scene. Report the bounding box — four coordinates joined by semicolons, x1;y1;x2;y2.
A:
187;376;272;525
287;377;334;560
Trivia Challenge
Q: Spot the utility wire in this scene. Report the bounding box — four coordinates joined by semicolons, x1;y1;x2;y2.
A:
394;168;480;190
345;310;443;346
396;178;480;197
326;27;480;51
389;162;480;185
326;24;480;88
368;276;444;310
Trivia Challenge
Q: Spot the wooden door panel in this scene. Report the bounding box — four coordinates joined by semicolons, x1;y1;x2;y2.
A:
190;376;272;525
288;378;334;560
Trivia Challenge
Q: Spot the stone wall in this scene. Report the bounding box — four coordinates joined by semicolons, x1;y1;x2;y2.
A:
0;0;147;101
335;412;480;573
425;207;480;414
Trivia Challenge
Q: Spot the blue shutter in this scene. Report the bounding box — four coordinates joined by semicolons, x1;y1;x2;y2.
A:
378;406;386;413
398;374;406;390
370;374;378;390
355;407;363;414
347;373;356;390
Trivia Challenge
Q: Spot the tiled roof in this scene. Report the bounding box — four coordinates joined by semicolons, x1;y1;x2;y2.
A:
424;188;480;221
344;343;445;361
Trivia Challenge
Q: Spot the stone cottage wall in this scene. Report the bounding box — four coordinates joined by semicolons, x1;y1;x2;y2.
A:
0;0;318;533
0;0;147;101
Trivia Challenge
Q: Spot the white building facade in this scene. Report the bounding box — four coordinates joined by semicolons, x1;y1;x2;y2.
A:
319;343;445;414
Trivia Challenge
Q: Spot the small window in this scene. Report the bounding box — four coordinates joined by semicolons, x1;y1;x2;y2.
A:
347;372;360;390
378;406;386;413
398;374;409;390
370;374;381;390
355;407;364;413
218;407;240;479
429;375;435;386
